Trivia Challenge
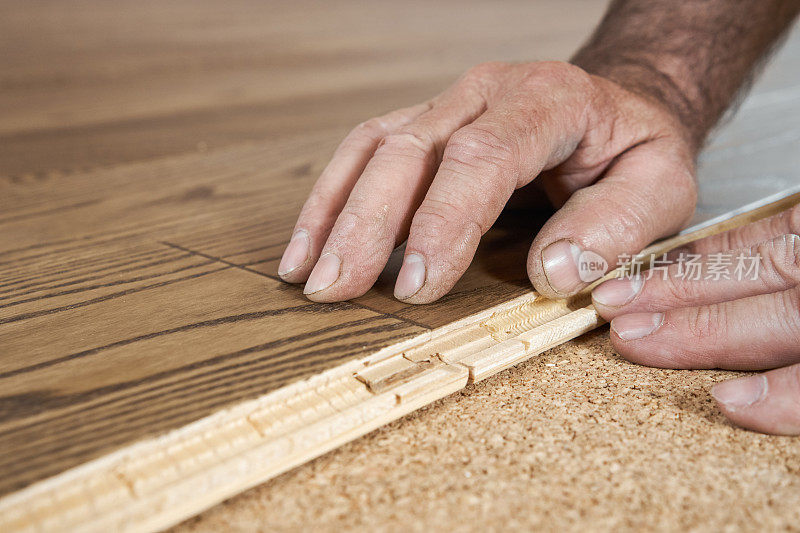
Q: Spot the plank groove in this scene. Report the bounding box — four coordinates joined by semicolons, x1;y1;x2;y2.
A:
0;277;424;495
1;1;797;530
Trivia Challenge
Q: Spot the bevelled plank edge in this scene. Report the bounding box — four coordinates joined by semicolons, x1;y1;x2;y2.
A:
2;191;797;533
0;290;583;533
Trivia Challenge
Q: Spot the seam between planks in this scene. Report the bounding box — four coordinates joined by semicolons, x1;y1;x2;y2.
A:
0;291;598;533
159;240;433;330
1;192;797;533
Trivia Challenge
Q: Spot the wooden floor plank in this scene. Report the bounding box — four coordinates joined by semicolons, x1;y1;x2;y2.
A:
1;0;796;529
0;249;425;496
163;194;552;329
0;133;336;252
0;0;604;180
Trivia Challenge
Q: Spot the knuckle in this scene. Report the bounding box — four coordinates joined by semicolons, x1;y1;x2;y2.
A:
346;117;387;145
335;204;392;250
410;206;449;240
304;180;344;214
775;288;800;342
773;234;800;282
514;61;594;102
445;126;516;174
300;194;332;224
337;205;375;235
413;198;486;240
523;60;590;86
685;304;728;342
761;205;800;253
457;62;508;99
463;61;507;82
570;186;650;251
377;129;436;160
756;234;800;285
659;272;696;306
716;228;737;252
786;233;800;263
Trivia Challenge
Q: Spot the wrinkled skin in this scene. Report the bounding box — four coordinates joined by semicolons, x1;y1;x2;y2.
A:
278;62;696;301
278;61;799;435
593;206;800;435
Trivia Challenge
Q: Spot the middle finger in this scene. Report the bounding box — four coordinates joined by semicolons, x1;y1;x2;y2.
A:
302;78;491;301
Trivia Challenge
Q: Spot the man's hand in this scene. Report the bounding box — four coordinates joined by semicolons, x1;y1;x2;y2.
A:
279;0;799;304
592;205;800;435
278;61;697;302
277;0;800;435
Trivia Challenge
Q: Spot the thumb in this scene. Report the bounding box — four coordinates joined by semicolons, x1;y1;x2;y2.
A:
527;139;697;298
712;364;800;435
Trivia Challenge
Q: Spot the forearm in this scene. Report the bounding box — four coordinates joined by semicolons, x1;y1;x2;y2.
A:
572;0;800;149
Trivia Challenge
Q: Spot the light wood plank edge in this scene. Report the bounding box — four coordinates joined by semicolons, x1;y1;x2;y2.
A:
2;191;797;533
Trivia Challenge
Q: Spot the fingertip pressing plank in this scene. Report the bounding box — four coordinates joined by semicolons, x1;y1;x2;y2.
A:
2;191;798;532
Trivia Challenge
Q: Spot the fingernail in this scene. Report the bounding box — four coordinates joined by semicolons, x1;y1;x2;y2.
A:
542;240;602;295
394;253;426;300
303;253;341;294
593;275;644;307
278;230;310;277
611;312;664;340
712;375;767;410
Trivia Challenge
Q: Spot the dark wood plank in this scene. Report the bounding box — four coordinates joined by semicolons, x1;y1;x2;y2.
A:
164;198;552;329
0;241;425;495
0;0;608;503
0;0;603;180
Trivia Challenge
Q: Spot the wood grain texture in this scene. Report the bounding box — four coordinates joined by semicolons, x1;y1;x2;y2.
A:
0;243;425;495
3;192;795;532
0;0;606;506
0;288;587;532
1;0;797;530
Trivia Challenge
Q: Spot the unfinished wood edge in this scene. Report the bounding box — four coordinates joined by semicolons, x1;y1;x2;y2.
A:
0;362;465;532
643;190;800;258
130;364;471;533
4;192;797;533
461;306;603;382
0;290;590;533
575;190;800;294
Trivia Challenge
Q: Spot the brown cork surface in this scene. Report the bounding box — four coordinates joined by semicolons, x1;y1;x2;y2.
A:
4;0;798;527
174;328;800;532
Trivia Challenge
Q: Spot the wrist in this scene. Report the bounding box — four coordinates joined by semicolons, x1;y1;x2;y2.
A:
572;54;707;152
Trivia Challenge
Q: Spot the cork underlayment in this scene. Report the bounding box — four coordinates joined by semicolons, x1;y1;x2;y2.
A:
174;328;800;532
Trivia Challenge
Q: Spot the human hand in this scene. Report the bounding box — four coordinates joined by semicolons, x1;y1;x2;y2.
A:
592;205;800;435
277;61;697;303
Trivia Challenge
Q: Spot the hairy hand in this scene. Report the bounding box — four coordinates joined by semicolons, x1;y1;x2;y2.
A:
592;205;800;435
278;61;697;302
